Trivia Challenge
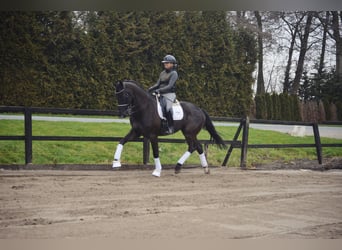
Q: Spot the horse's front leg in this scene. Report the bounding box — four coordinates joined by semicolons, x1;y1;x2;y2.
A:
112;129;139;168
150;136;162;177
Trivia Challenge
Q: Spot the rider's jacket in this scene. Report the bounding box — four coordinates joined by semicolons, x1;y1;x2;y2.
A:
149;69;178;94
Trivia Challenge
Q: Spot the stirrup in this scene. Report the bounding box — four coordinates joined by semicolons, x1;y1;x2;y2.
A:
165;127;174;134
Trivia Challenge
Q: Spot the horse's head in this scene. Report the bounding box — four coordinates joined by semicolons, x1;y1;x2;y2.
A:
115;81;134;118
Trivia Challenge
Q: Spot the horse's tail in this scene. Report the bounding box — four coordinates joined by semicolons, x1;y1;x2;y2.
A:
202;109;226;148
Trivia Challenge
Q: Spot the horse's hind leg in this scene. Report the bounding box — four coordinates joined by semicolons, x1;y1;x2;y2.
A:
199;153;210;174
175;136;194;174
175;151;192;174
195;140;210;174
175;138;209;174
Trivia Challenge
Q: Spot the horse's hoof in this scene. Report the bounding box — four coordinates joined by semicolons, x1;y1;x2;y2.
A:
112;160;121;168
204;167;210;174
175;164;181;174
152;169;161;177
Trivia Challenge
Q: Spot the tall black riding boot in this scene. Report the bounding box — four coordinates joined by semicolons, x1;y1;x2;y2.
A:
165;111;174;134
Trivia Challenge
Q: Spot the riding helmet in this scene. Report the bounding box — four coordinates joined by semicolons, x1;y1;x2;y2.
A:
161;55;177;64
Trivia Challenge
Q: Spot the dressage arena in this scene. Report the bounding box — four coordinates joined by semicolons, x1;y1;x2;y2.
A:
0;162;342;239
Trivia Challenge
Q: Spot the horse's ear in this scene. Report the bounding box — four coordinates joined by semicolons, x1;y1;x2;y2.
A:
115;80;124;91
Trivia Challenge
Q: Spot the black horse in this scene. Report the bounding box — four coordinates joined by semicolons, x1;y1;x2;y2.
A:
113;80;225;177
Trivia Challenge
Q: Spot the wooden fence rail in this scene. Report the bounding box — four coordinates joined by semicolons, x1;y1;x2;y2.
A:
1;106;342;168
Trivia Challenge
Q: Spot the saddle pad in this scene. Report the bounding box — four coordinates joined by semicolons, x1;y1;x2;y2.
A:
157;101;184;121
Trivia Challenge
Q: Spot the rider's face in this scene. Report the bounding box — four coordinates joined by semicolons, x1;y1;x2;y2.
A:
163;62;173;70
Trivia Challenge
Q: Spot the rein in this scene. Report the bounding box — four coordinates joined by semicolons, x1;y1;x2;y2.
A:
115;89;125;94
115;88;138;115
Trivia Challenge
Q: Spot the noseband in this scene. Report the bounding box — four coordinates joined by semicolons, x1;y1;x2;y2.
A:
115;88;136;115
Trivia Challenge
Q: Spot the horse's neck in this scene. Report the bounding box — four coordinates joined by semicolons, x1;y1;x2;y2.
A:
129;84;156;111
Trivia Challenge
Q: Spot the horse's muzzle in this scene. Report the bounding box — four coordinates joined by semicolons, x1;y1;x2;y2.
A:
118;105;129;118
118;109;127;118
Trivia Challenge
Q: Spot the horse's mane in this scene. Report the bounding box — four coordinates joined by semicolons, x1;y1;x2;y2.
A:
122;79;143;88
122;79;154;100
122;80;146;91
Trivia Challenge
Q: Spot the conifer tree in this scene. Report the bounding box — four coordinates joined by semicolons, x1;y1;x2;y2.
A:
1;11;257;116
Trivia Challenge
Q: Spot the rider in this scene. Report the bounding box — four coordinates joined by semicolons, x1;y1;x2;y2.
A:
148;54;178;134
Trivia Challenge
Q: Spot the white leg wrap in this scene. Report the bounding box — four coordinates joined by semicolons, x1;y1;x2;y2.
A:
199;153;208;167
114;144;123;160
154;158;162;170
152;158;162;177
177;151;191;165
112;144;123;168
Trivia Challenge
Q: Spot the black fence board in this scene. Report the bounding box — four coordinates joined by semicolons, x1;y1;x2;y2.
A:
1;106;342;167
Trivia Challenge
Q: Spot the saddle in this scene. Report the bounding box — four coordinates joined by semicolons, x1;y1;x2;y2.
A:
156;95;184;121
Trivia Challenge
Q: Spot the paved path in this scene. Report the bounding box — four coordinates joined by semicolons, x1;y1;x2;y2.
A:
1;115;342;139
0;114;128;124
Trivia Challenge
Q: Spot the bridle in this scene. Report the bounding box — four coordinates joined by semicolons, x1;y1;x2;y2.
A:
115;89;129;106
115;88;137;116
